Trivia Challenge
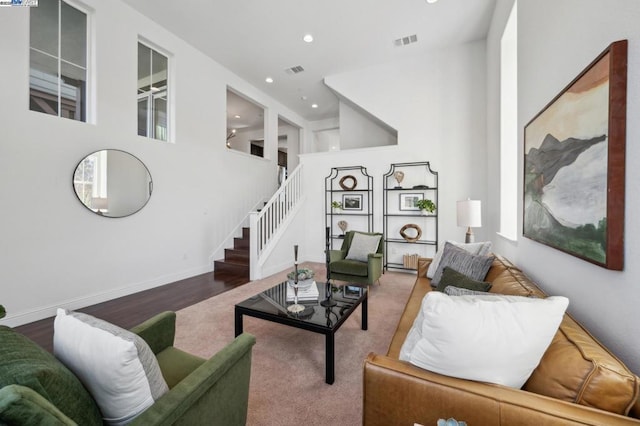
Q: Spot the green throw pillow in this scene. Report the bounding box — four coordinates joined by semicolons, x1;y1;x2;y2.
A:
0;326;102;426
436;266;492;293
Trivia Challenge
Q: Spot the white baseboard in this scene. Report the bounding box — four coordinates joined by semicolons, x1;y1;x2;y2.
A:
0;264;212;327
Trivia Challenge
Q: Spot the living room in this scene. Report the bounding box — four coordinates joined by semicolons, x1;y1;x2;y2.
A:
2;0;640;424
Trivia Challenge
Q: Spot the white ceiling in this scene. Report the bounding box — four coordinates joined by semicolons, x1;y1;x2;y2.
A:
122;0;497;123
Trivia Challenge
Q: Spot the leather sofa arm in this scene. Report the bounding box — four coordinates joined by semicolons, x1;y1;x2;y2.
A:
417;257;432;278
130;311;176;355
363;353;640;426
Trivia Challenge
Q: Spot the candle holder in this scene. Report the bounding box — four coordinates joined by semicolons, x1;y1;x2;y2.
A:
287;245;305;313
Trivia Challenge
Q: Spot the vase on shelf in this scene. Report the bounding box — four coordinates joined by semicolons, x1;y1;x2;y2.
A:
393;171;404;188
337;220;348;236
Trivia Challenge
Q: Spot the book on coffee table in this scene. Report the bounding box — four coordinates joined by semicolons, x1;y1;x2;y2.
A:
286;281;319;301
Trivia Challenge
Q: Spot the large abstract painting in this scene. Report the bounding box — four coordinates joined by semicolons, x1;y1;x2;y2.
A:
523;40;627;270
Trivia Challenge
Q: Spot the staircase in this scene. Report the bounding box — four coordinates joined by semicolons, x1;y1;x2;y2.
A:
214;227;250;280
250;164;304;280
212;164;303;281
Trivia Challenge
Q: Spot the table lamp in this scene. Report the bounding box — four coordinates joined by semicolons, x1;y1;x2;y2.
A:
457;199;481;243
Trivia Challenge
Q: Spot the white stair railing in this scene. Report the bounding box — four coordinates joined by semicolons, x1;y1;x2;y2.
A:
250;165;303;279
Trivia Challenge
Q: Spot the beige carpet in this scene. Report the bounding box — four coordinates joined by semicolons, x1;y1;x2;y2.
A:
174;263;415;426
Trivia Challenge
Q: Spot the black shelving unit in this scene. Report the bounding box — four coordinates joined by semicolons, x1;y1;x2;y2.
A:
383;162;438;271
325;166;374;250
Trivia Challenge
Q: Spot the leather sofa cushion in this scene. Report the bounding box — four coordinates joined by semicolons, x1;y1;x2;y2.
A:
524;314;639;415
487;256;545;297
487;257;639;414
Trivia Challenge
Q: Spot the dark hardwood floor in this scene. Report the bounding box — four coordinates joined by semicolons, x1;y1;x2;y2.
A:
14;272;250;353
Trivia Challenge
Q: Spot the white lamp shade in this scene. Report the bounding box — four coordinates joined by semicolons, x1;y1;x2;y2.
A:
457;199;482;228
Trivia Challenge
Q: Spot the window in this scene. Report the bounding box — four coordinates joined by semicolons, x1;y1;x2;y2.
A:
499;0;518;240
29;0;88;121
73;150;107;210
138;42;169;141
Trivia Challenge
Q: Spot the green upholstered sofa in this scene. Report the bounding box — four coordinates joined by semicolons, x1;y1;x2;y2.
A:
0;312;255;425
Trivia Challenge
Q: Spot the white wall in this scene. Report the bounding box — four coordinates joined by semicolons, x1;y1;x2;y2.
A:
309;117;340;153
299;41;488;264
0;0;307;326
486;0;640;373
339;101;397;150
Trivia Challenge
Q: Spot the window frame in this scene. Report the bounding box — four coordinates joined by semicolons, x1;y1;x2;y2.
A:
498;0;518;241
29;0;92;122
137;39;172;142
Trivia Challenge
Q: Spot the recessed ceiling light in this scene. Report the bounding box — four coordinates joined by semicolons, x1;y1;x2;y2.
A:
300;95;308;101
303;34;314;43
234;115;241;119
425;0;438;3
265;77;274;83
311;103;318;109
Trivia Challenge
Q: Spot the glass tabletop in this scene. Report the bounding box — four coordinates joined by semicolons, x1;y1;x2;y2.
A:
235;281;367;330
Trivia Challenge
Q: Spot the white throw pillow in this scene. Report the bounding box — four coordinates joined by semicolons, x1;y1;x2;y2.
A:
54;309;169;426
427;240;492;279
399;292;568;389
345;232;381;262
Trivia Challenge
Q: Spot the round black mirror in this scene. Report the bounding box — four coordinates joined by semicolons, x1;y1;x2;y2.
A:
73;150;152;218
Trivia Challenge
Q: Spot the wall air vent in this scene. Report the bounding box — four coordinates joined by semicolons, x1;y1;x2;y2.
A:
285;65;305;75
394;34;418;47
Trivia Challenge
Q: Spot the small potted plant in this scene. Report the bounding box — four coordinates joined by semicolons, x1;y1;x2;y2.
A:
287;268;316;290
331;201;342;211
416;199;436;216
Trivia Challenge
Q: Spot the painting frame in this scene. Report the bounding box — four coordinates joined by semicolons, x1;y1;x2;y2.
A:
342;194;363;211
399;193;423;211
523;40;627;270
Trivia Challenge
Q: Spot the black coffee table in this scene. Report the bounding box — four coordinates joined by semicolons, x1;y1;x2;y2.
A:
234;281;368;384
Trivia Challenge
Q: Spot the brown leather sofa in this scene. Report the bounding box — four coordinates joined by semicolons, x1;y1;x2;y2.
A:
363;255;640;425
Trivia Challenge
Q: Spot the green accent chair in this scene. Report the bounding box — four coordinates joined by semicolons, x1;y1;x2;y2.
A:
0;312;255;426
329;230;384;286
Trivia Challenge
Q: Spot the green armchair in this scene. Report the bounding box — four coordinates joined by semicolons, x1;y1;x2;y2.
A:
0;312;255;426
329;230;384;286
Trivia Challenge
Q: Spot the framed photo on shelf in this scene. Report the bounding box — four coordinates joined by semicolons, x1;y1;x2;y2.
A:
399;193;423;211
342;194;363;211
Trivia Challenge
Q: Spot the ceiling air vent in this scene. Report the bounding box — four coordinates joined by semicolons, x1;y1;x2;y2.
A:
394;34;418;47
285;65;305;75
